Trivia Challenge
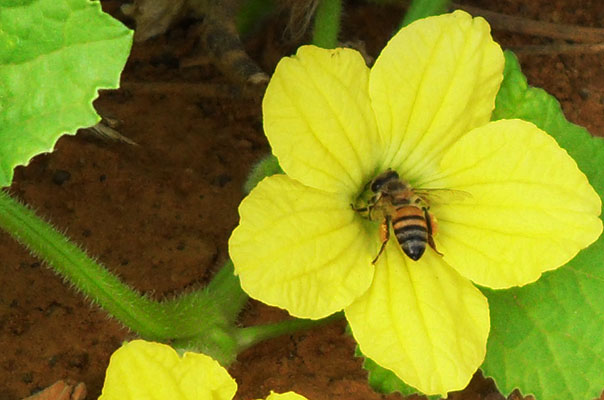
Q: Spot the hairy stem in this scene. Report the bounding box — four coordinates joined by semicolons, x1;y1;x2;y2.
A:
163;260;248;330
1;189;342;364
0;190;222;340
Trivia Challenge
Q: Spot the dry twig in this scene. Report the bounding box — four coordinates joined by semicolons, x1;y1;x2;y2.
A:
452;3;604;43
510;42;604;55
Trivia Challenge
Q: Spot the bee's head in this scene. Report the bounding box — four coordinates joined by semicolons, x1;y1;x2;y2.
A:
370;169;399;193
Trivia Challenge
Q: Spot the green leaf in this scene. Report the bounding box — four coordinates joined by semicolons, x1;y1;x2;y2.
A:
0;0;133;187
355;345;440;399
483;51;604;400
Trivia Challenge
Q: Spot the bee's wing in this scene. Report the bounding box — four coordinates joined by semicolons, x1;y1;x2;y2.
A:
414;188;473;205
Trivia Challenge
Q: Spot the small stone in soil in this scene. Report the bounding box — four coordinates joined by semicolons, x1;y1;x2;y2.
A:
21;372;33;384
51;170;71;185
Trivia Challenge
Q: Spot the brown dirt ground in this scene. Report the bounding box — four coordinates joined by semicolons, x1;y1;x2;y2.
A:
1;0;603;399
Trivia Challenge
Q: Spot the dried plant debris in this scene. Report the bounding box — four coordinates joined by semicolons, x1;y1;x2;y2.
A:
121;0;187;43
122;0;318;85
195;0;269;85
283;0;320;41
86;121;138;146
22;380;87;400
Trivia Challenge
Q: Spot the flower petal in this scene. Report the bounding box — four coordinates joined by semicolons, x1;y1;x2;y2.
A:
263;45;380;194
99;340;237;400
229;175;375;319
345;241;489;396
369;10;504;184
263;391;309;400
428;119;603;288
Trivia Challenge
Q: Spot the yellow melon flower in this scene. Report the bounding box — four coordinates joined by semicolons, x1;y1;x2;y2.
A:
99;340;308;400
228;11;602;396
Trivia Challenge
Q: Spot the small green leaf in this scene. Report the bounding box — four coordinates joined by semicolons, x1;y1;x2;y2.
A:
355;346;440;400
355;345;414;396
236;0;275;37
0;0;133;187
483;51;604;400
243;154;283;194
350;324;437;398
361;353;421;397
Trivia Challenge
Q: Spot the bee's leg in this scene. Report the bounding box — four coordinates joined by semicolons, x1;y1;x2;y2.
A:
351;204;371;222
427;235;443;256
372;216;390;264
424;208;443;256
365;193;383;220
352;193;380;219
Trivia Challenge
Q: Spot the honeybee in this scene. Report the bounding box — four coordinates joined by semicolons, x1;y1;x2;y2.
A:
354;169;469;263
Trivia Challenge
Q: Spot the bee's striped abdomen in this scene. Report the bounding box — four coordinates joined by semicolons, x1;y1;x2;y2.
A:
392;206;428;261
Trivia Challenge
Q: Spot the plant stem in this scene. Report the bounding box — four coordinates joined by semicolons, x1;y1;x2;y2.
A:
0;190;215;340
234;312;344;352
0;189;343;364
312;0;342;49
164;260;248;329
401;0;451;28
206;260;249;321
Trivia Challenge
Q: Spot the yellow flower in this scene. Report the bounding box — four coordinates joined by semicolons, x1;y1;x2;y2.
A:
99;340;308;400
228;11;602;396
